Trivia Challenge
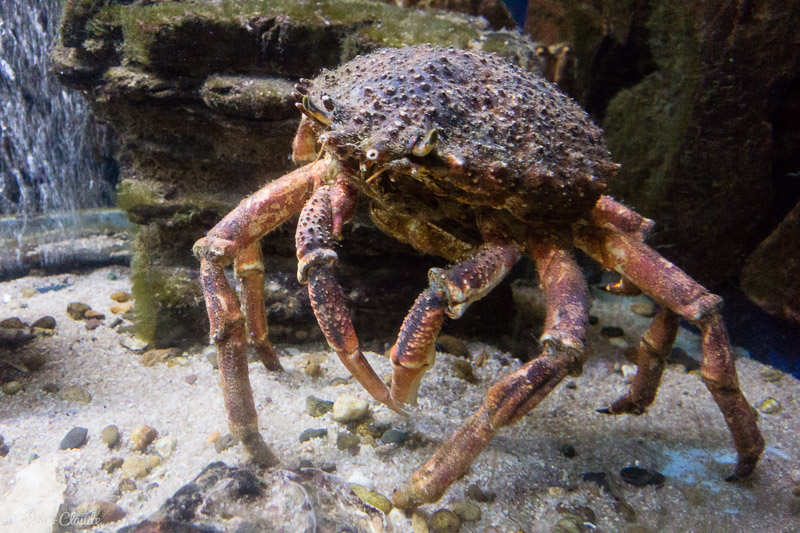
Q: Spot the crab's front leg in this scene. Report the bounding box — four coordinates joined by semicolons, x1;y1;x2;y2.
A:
295;183;406;414
393;238;588;510
193;160;327;465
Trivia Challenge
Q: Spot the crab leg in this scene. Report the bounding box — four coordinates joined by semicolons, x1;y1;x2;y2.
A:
574;225;765;479
390;238;520;405
193;159;326;465
393;239;587;510
295;185;406;414
235;243;281;371
598;308;681;415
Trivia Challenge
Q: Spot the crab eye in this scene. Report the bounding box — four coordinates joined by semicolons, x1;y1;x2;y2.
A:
411;128;439;157
366;148;380;161
299;95;332;126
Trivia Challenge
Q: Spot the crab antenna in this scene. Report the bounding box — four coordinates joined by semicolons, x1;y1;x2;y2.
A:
411;128;438;157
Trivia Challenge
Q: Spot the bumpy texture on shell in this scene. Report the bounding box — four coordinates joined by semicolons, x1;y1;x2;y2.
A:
304;45;615;231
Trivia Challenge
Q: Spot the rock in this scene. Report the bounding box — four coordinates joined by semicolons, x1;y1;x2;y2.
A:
120;335;148;352
466;483;495;503
141;347;181;367
74;500;127;525
102;457;124;473
84;309;105;320
59;427;89;449
184;374;198;385
630;299;658;318
117;478;137;493
620;466;666;487
760;397;782;414
30;316;56;329
59;385;92;403
0;317;26;329
155;435;178;458
110;302;133;314
336;433;360;451
451;499;482;522
130;425;158;451
560;443;577;458
760;367;785;383
306;395;334;417
451;359;478;384
214;434;237;453
122;456;149;479
380;429;409;446
0;459;65;533
350;484;392;514
601;326;625;338
430;508;461;532
21;351;47;371
100;425;120;448
620;364;637;382
85;317;102;330
332;395;369;423
412;512;430;533
42;382;59;393
2;381;23;396
299;428;327;442
111;291;131;302
148;454;162;469
67;302;91;320
436;334;470;358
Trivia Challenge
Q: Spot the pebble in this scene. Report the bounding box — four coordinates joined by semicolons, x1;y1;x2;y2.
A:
759;397;782;414
336;433;360;451
184;374;198;385
0;435;8;457
117;478;137;493
430;508;461;532
20;287;38;298
214;434;237;452
0;317;26;329
102;457;124;473
60;385;92;403
30;316;56;329
630;299;658;317
436;334;470;358
299;428;327;442
155;435;177;458
792;484;800;498
121;456;149;479
74;500;127;525
466;483;495;503
380;428;409;446
601;326;625;338
101;425;120;448
412;512;429;533
620;466;666;487
42;382;59;393
620;364;637;381
148;454;162;469
2;381;23;396
85;309;106;320
608;337;629;350
451;359;478;384
451;499;482;522
332;394;369;423
141;348;181;367
130;425;158;451
790;468;800;484
110;302;132;314
760;367;784;383
120;335;148;352
110;292;131;303
85;318;103;330
306;395;334;417
59;427;89;450
560;443;577;458
346;470;373;489
350;484;392;514
66;302;91;320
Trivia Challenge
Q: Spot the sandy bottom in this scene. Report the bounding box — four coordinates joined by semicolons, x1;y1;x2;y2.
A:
1;265;799;532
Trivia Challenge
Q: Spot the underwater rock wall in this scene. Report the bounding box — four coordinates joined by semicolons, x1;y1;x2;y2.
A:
524;0;800;324
52;0;540;348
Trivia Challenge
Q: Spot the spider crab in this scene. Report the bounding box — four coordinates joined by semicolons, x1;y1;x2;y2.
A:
193;45;764;510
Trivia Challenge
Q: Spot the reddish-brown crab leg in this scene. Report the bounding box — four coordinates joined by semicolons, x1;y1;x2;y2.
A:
295;185;406;414
574;225;765;479
598;308;681;415
234;243;281;371
390;233;520;405
393;239;588;510
193;159;327;465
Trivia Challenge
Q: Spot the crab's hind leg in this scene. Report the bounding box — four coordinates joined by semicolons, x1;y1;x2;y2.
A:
295;184;406;414
193;159;326;465
235;243;281;371
393;238;588;510
574;223;765;479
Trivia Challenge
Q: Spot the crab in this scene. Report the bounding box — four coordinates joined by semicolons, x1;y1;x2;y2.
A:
192;45;764;510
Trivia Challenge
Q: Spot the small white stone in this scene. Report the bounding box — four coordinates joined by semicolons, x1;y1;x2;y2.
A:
608;337;629;350
154;435;177;458
346;469;373;490
621;364;637;382
332;394;369;423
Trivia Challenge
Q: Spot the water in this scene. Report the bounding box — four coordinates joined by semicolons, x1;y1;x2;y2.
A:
0;0;119;277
